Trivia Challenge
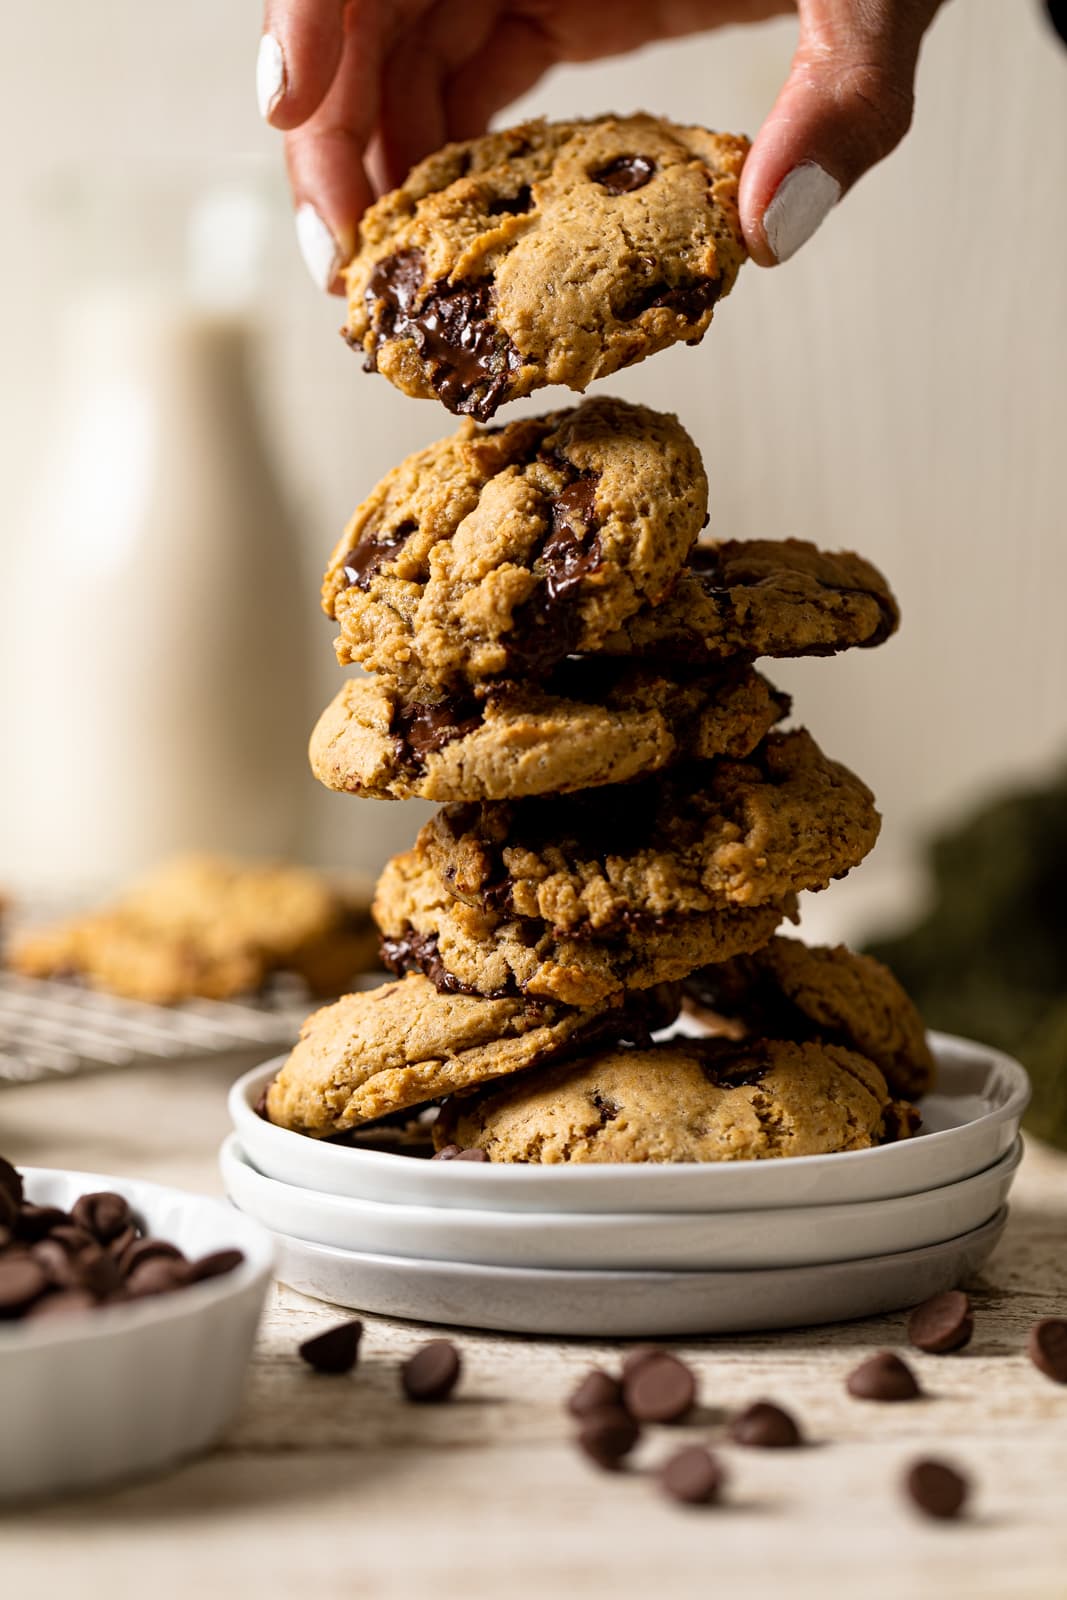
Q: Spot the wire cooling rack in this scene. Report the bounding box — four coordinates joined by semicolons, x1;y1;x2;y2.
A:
0;970;322;1086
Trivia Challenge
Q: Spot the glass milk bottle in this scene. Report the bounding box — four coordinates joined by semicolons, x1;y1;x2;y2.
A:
1;179;308;896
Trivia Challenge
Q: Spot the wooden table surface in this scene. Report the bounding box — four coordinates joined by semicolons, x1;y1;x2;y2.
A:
2;1050;1065;1600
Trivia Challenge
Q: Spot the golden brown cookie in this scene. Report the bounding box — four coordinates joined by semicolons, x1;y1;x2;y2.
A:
373;844;791;1008
599;539;899;662
263;972;680;1134
344;115;748;418
309;662;788;802
323;398;707;693
434;1035;918;1162
684;937;935;1100
421;729;880;934
8;855;378;1004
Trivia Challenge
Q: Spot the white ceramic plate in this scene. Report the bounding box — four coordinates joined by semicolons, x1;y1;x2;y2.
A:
221;1132;1021;1273
230;1032;1029;1214
272;1208;1008;1337
0;1168;274;1503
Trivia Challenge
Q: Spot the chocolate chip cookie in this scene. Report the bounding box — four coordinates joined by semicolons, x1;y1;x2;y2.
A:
309;662;788;803
9;854;378;1003
433;1035;917;1162
684;936;935;1100
323;398;707;693
374;844;791;1008
599;538;899;662
420;729;880;936
344;115;748;419
263;972;681;1134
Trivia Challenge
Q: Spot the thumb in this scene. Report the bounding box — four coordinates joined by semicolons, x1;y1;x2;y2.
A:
740;0;943;266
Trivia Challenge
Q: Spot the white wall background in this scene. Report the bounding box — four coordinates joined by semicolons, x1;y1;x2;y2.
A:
0;1;1064;917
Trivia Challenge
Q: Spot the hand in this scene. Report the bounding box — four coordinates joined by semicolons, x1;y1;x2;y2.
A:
256;0;944;290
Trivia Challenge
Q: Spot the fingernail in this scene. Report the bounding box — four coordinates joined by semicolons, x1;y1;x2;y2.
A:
256;33;286;120
295;203;344;292
763;163;841;264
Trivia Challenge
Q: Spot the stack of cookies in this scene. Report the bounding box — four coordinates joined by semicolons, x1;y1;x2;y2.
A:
262;112;936;1161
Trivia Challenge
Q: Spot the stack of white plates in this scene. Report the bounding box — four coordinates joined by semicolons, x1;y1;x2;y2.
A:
222;1032;1029;1336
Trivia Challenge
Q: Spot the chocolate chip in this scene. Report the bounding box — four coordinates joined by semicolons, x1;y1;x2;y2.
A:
0;1155;23;1213
908;1291;974;1354
186;1249;244;1283
401;1339;462;1402
126;1256;189;1298
487;185;533;215
622;1352;696;1423
568;1368;623;1418
431;1145;462;1161
729;1400;802;1448
299;1319;364;1374
118;1237;184;1275
106;1223;139;1261
14;1204;70;1243
70;1191;132;1244
1027;1318;1067;1383
576;1405;640;1471
0;1255;49;1316
453;1148;489;1163
31;1238;84;1289
48;1224;96;1254
620;1345;661;1379
362;249;522;420
341;520;417;590
77;1248;125;1300
380;929;509;998
905;1459;969;1520
392;696;482;765
659;1445;724;1506
592;155;656;194
846;1351;922;1401
617;276;722;324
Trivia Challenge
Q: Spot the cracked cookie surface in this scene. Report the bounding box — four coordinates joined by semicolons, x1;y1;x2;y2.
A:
309;661;788;802
684;936;935;1100
323;398;707;694
599;538;899;662
434;1035;915;1162
263;972;680;1134
343;115;748;418
374;845;790;1008
420;728;880;934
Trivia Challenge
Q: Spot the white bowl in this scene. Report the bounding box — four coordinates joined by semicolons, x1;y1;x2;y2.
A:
0;1168;274;1502
270;1209;1009;1337
221;1132;1021;1272
230;1032;1029;1214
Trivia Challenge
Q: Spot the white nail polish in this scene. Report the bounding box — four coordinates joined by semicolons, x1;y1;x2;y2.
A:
256;33;286;120
295;203;343;293
763;163;841;264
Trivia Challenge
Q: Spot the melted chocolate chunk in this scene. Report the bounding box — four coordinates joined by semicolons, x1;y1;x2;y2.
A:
362;248;522;420
379;931;513;999
392;697;483;765
505;472;602;673
592;155;656;195
687;1037;772;1090
487;185;533;215
341;520;417;590
617;276;722;323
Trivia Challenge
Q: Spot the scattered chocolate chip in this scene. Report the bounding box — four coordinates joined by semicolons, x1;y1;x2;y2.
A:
119;1237;184;1276
846;1351;922;1402
77;1248;125;1300
453;1149;489;1163
48;1224;96;1254
576;1405;640;1471
592;154;656;194
0;1189;15;1232
729;1400;802;1448
659;1445;724;1506
622;1352;696;1423
908;1291;974;1354
0;1255;49;1316
402;1339;462;1402
187;1249;245;1284
126;1257;190;1298
1027;1318;1067;1384
905;1459;969;1520
0;1155;23;1212
431;1145;488;1163
14;1205;70;1243
620;1345;661;1380
31;1238;85;1289
106;1223;139;1262
70;1191;132;1245
299;1319;364;1374
568;1368;623;1418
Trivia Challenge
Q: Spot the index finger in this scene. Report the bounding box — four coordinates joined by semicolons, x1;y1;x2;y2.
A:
259;0;346;127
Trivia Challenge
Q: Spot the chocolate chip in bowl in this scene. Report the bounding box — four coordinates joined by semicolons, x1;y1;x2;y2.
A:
0;1159;273;1502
